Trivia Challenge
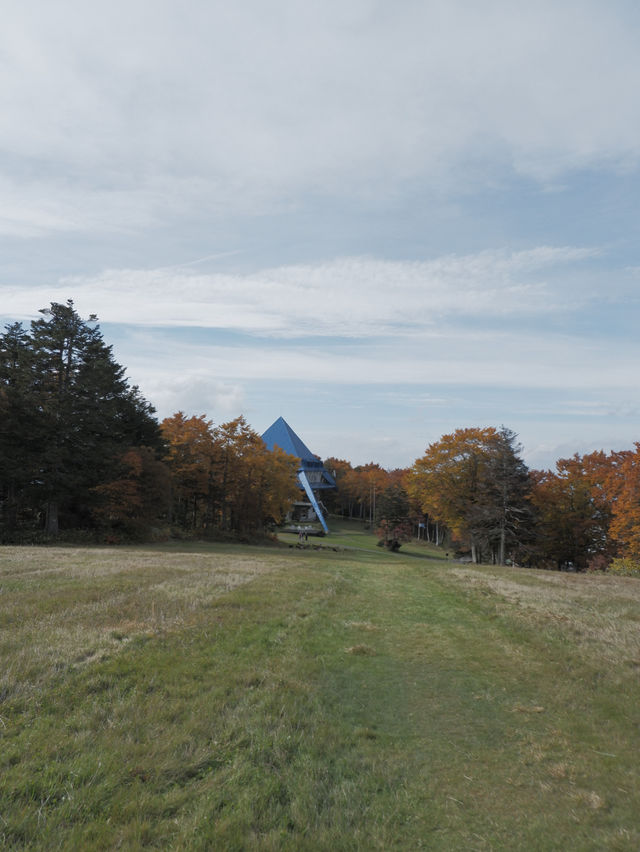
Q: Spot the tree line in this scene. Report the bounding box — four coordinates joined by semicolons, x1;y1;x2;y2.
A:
1;301;639;574
352;425;639;573
0;302;298;542
318;429;640;573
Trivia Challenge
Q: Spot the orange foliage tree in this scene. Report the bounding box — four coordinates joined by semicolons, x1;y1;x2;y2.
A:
213;416;299;533
161;413;299;534
603;444;640;560
529;453;612;570
92;447;171;538
322;459;392;520
346;463;391;522
408;427;532;564
161;412;219;528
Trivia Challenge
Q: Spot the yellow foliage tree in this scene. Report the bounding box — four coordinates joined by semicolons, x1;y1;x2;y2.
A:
408;426;531;564
161;412;219;528
161;413;299;534
604;444;640;560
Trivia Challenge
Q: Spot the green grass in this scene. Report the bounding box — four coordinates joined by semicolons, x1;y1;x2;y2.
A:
278;515;446;559
1;542;639;849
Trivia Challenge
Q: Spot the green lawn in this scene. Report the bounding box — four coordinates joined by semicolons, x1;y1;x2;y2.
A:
1;542;639;849
277;515;446;558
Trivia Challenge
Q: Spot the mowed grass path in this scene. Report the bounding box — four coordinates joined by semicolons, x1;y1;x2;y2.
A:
1;542;639;850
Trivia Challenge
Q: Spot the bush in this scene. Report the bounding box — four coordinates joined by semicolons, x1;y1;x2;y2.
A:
587;554;610;572
608;557;640;577
376;519;412;552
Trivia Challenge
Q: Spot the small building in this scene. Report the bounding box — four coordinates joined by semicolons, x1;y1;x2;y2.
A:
261;416;336;533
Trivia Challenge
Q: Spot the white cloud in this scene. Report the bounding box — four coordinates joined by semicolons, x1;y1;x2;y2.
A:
145;375;246;421
1;1;640;235
109;322;640;419
0;246;600;336
0;176;171;238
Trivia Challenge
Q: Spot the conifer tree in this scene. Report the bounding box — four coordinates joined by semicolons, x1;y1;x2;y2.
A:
0;323;39;531
0;301;161;536
469;427;533;565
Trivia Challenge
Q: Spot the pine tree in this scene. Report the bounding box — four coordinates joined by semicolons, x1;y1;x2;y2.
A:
0;323;41;532
469;427;533;564
0;301;161;536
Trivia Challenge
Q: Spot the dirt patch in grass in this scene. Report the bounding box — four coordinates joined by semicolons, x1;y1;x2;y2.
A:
344;620;380;631
345;644;377;656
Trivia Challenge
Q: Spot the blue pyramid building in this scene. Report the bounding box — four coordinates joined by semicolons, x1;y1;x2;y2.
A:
261;417;336;533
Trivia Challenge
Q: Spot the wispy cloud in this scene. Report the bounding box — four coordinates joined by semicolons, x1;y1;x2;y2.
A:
0;246;600;336
118;329;639;391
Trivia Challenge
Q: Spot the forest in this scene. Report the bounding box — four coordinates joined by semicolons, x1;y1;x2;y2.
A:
1;301;639;576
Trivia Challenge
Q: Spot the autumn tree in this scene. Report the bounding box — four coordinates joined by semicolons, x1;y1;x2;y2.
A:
161;413;219;528
344;463;390;522
602;444;640;561
213;416;299;533
92;447;171;538
161;413;299;535
529;453;612;570
408;427;494;561
408;426;532;564
375;482;413;551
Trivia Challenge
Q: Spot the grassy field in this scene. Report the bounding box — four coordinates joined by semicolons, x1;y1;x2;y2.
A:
1;530;640;850
276;517;449;558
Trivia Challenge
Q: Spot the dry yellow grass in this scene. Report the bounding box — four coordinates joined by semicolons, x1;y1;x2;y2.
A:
445;565;640;665
345;643;377;655
0;545;280;704
343;620;380;631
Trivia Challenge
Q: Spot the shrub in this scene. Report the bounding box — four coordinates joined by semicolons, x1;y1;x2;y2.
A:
587;554;610;572
376;519;412;552
608;557;640;577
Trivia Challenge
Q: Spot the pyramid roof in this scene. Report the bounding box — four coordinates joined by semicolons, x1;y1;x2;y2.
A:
261;416;317;462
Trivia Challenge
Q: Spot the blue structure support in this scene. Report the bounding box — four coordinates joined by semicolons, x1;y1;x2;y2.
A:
298;470;330;534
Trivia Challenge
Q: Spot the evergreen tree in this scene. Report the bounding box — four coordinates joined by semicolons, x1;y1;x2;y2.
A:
0;301;161;536
468;427;533;564
0;323;40;531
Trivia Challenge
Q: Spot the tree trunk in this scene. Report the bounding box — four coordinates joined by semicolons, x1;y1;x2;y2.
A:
499;523;506;565
45;500;59;536
3;480;18;531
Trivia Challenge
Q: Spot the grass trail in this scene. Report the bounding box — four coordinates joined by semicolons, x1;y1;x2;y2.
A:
1;543;639;849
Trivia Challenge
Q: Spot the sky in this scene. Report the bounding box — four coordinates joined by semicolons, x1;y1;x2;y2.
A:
1;0;639;471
